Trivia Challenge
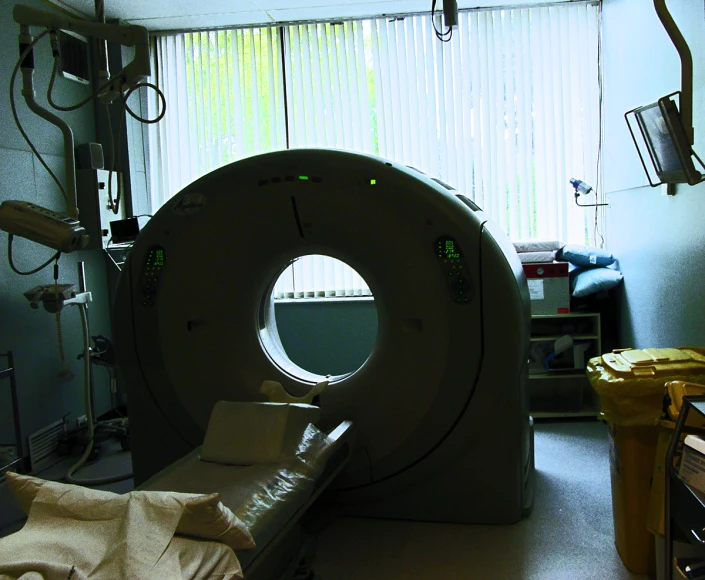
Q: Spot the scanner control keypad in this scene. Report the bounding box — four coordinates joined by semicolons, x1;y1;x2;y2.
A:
140;246;165;307
436;236;473;304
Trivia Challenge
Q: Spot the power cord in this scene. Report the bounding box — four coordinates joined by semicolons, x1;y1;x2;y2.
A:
7;233;61;276
12;28;168;225
10;31;67;203
46;50;124;112
55;307;69;377
7;237;71;377
65;302;132;486
431;0;453;42
106;83;166;215
594;2;605;248
105;102;120;214
53;259;73;380
43;34;167;217
123;82;166;125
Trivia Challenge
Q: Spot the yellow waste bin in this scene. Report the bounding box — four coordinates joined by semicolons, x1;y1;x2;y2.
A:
587;347;705;576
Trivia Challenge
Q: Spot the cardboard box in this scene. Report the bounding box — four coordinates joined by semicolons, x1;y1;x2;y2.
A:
522;262;570;315
679;435;705;494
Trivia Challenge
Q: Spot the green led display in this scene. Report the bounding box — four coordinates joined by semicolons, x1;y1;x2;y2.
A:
442;239;461;259
298;175;309;181
370;179;377;185
153;248;165;267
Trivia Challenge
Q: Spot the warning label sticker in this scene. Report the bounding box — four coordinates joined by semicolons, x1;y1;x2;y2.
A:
528;279;544;300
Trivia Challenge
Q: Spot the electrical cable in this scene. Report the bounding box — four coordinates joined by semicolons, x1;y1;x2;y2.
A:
431;0;453;42
47;57;123;112
53;258;72;380
10;31;67;203
7;234;61;276
105;103;119;214
111;96;128;215
111;101;124;215
47;66;165;216
105;83;166;215
55;308;68;376
65;302;132;486
122;82;167;124
112;83;167;215
594;3;605;248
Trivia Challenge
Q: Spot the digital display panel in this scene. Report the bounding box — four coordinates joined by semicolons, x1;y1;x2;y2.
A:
436;237;461;260
141;246;166;307
154;249;165;267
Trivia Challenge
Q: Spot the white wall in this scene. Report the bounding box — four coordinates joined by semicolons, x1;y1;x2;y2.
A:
602;0;705;347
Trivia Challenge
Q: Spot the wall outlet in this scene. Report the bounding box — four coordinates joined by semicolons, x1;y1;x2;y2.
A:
0;445;18;466
77;415;88;428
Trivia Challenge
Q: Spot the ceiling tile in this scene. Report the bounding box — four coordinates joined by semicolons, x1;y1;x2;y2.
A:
255;0;416;10
49;0;266;22
48;0;94;18
49;0;576;32
131;11;274;32
111;0;265;20
267;0;430;22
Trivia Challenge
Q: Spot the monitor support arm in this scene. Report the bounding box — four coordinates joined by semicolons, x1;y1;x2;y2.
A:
11;5;150;223
13;5;150;91
653;0;694;146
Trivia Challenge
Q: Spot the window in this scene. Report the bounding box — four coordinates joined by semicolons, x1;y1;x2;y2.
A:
149;2;601;296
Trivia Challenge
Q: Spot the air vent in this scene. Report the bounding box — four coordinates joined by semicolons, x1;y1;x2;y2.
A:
28;419;66;471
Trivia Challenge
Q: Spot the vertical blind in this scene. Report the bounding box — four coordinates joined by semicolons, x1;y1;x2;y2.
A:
150;28;286;210
149;2;601;298
274;255;371;299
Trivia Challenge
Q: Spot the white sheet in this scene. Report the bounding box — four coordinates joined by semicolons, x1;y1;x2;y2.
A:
512;239;563;253
0;481;243;580
517;251;557;264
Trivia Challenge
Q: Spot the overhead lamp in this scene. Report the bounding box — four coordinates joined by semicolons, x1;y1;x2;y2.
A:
626;93;704;188
624;0;704;190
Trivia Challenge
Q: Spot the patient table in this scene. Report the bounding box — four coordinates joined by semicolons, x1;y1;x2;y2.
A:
0;403;354;580
140;417;354;579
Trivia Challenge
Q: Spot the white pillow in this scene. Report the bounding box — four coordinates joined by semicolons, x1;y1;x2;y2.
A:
200;401;321;465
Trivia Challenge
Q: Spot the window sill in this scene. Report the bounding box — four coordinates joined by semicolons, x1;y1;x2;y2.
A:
274;296;375;304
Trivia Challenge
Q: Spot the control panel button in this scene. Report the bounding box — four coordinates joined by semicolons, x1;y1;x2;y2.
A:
140;245;166;308
436;235;473;304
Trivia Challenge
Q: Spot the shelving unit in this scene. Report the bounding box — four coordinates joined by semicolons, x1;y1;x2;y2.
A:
528;312;601;418
0;351;25;479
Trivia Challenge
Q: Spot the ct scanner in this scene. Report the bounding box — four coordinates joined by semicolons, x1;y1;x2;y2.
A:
114;149;535;525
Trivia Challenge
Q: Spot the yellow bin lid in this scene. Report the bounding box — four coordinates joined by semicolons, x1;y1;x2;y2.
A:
601;348;705;377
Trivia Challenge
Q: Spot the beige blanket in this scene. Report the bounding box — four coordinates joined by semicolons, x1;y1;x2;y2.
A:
0;480;243;580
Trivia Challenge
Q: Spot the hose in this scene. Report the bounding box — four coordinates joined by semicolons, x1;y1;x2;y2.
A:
64;303;132;486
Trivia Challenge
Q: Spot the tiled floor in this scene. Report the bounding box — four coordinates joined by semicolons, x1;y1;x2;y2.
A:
314;421;648;580
1;422;649;580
